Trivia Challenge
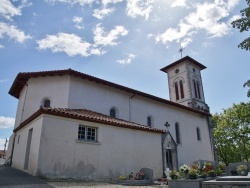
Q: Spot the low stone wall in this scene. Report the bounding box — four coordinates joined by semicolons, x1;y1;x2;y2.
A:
202;179;250;188
168;178;215;188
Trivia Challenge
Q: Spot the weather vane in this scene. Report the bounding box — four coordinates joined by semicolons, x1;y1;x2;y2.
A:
178;43;184;58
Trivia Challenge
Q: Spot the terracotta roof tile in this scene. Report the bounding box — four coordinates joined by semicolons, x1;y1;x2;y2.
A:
8;68;210;116
14;107;165;134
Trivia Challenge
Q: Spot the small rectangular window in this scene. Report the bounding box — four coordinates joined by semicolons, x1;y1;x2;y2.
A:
78;125;97;142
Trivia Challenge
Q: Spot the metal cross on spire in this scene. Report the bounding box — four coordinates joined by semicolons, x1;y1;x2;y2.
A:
178;43;184;58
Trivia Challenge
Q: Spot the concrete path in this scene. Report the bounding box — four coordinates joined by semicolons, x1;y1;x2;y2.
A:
0;166;53;188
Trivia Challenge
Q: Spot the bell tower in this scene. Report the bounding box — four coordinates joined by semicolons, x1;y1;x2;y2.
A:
161;56;209;112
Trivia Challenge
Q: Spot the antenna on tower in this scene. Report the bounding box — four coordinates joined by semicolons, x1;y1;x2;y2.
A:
178;43;184;58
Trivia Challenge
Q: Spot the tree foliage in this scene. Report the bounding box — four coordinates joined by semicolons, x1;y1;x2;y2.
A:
231;0;250;51
244;80;250;97
212;102;250;165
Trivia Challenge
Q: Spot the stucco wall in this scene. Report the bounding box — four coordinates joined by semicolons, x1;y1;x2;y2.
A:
12;116;43;175
68;76;131;120
37;115;163;180
14;75;70;127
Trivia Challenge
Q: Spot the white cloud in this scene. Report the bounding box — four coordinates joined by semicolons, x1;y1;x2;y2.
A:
73;16;83;23
117;53;136;64
37;33;92;57
0;138;8;150
0;45;4;49
102;0;123;7
46;0;96;6
147;33;154;39
93;24;128;46
126;0;154;20
156;0;239;47
72;16;84;29
93;8;114;19
228;14;241;24
171;0;186;8
0;0;21;20
37;23;128;57
0;116;15;129
0;22;32;43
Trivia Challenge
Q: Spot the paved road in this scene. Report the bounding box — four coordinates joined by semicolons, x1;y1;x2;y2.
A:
0;166;53;188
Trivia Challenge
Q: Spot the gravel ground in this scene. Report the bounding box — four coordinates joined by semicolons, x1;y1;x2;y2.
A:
47;181;168;188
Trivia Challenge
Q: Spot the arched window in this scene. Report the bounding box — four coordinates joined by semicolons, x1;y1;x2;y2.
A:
147;116;153;127
42;98;51;107
175;123;181;144
193;80;198;98
110;108;116;118
174;78;185;101
196;81;201;99
175;82;179;100
196;127;201;141
180;80;184;99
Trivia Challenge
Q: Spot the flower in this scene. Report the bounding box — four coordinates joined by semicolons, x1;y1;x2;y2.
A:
170;170;180;180
236;165;248;171
118;175;127;181
135;171;145;180
180;164;190;174
203;162;213;172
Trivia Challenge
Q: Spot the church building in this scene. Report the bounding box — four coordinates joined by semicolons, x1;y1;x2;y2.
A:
7;56;215;179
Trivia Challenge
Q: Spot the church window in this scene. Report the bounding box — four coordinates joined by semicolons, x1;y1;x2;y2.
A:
175;123;181;144
175;82;179;100
180;80;184;99
147;116;153;127
78;125;97;142
17;135;20;144
110;108;116;118
196;81;201;99
196;127;201;141
193;80;198;98
42;98;51;107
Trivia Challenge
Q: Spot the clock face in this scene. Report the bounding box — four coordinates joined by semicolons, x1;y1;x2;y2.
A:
175;69;179;74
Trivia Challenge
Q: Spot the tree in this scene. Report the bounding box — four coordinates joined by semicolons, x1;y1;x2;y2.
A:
231;0;250;51
212;102;250;165
244;80;250;97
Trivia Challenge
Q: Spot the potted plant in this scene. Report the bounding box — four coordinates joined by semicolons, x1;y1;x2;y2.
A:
208;170;216;177
188;169;198;179
118;175;127;181
199;171;207;178
169;170;180;180
179;164;190;178
236;165;248;176
135;171;145;180
128;172;134;180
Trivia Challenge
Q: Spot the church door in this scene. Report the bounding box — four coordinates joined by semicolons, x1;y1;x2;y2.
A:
166;149;173;170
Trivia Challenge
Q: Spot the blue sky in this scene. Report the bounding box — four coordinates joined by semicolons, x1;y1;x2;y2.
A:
0;0;249;149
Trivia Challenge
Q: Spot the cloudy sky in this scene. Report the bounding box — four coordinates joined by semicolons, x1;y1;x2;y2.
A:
0;0;249;149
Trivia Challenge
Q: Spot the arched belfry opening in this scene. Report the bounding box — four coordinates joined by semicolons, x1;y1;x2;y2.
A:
160;56;209;112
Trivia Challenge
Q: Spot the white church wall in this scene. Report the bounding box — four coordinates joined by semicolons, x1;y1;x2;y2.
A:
15;75;70;126
68;76;131;120
37;115;163;179
12;116;43;175
129;95;213;166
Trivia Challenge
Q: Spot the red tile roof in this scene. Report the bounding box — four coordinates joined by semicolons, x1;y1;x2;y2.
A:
160;56;207;73
14;107;166;134
8;68;210;116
